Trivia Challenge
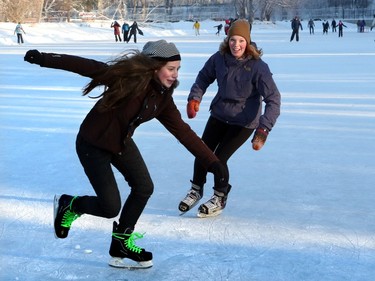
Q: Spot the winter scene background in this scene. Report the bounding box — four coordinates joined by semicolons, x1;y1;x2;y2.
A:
1;19;375;281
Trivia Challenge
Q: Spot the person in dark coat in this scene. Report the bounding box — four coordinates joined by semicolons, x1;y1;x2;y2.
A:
323;21;329;34
214;23;223;35
110;21;122;42
331;19;337;32
290;16;303;42
338;20;347;37
23;40;228;268
308;19;315;34
178;20;281;218
122;22;130;42
127;21;141;43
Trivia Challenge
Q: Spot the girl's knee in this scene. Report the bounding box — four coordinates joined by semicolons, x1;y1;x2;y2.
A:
133;182;154;198
100;199;122;218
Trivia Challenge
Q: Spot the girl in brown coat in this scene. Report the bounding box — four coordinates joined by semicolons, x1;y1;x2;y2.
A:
23;40;228;269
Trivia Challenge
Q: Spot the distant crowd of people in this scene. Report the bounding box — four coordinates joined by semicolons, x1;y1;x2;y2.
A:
12;14;375;45
291;15;375;41
111;21;143;43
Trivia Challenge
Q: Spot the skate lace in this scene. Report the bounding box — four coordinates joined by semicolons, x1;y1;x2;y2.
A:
113;232;144;254
205;195;222;209
61;197;81;228
184;189;201;205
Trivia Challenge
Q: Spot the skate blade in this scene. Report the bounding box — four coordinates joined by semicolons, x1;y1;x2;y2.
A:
197;209;222;218
108;257;153;269
53;195;61;239
178;199;201;215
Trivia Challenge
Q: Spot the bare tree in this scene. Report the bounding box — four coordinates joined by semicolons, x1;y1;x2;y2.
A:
43;0;59;20
257;0;300;21
2;0;44;22
234;0;255;22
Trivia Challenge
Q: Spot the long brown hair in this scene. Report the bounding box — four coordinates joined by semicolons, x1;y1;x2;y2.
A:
83;50;167;110
219;38;262;59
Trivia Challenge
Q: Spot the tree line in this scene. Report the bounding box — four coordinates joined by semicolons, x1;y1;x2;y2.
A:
1;0;372;23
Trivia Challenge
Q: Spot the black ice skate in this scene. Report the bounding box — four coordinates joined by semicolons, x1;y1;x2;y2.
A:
53;194;81;239
108;222;153;269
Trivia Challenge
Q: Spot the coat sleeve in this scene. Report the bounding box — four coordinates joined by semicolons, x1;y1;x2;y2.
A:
255;62;281;131
40;53;108;78
156;97;218;168
188;52;219;101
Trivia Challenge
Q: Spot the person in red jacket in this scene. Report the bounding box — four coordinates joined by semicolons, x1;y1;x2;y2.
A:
23;40;228;269
110;21;122;42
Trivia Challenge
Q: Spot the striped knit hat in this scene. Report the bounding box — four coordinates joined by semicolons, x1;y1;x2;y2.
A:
142;40;181;61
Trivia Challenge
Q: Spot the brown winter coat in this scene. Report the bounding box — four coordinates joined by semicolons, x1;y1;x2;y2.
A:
40;53;218;168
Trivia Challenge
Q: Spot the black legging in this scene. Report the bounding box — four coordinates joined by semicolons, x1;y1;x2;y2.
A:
192;116;253;193
74;134;153;230
127;32;137;43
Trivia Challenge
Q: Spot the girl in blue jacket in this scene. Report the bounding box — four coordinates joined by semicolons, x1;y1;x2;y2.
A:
179;19;281;218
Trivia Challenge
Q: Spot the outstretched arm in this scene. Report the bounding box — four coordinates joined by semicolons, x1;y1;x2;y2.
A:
24;50;108;78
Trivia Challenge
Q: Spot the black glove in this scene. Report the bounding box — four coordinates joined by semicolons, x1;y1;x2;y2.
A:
24;50;43;65
207;161;229;190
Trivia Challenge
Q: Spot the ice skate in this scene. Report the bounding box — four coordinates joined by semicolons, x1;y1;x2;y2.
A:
54;194;81;239
108;222;153;269
178;183;203;213
197;191;228;218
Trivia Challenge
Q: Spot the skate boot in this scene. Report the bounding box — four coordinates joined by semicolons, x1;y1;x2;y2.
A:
54;194;81;239
197;189;229;218
178;183;203;213
109;221;153;269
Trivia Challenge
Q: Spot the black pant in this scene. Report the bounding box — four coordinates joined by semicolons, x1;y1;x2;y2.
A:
16;34;23;44
192;116;253;193
75;135;153;230
127;32;137;43
290;30;299;41
123;31;129;42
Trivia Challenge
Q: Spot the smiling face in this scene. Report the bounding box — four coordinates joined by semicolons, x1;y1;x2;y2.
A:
156;61;181;88
229;35;247;59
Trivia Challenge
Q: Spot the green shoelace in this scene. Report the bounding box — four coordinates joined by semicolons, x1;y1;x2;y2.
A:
112;232;145;254
61;196;81;228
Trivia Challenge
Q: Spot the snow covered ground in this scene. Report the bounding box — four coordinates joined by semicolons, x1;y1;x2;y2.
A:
1;19;375;280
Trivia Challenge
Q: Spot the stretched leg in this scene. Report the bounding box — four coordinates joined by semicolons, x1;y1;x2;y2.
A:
75;134;122;218
111;138;153;230
53;134;121;239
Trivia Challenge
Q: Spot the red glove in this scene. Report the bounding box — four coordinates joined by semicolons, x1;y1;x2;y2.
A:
186;100;200;119
251;127;269;151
